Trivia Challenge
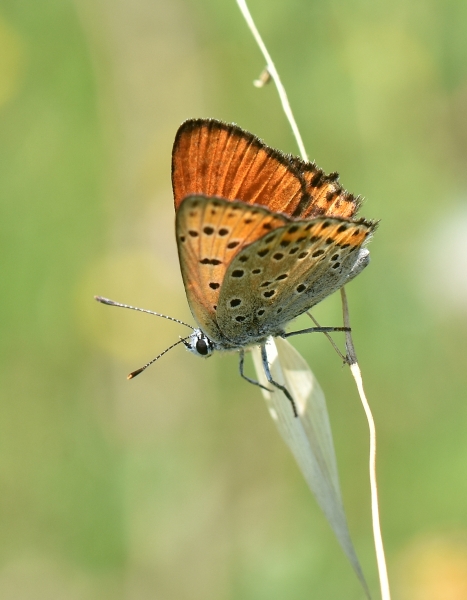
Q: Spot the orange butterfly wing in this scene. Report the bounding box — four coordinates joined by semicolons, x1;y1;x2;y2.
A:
172;119;306;215
172;119;365;222
216;216;376;345
289;157;362;219
175;195;291;343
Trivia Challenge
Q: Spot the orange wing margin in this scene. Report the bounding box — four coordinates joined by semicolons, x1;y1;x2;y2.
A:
289;157;362;219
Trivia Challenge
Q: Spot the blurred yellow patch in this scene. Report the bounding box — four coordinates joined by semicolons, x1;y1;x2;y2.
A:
0;556;98;600
0;16;24;108
395;533;467;600
77;250;192;363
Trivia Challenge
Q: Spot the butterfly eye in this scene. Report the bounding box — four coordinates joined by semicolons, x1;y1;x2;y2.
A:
196;338;209;355
184;330;214;358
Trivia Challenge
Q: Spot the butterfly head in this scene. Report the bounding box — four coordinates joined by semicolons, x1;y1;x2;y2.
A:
183;329;215;358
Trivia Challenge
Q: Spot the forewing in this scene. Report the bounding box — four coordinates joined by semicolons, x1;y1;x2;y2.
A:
176;195;290;342
216;216;377;343
172;119;306;215
290;157;362;219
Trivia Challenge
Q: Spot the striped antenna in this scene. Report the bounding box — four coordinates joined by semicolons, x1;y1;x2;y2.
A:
94;296;194;330
127;336;191;379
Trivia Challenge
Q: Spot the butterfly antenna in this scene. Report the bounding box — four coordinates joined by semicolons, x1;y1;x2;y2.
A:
127;336;191;379
94;296;194;330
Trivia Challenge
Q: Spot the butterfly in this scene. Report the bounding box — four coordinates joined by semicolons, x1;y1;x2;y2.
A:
96;118;377;415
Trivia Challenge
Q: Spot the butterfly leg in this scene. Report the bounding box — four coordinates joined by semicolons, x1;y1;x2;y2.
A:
238;349;272;392
282;326;350;338
281;326;350;365
260;344;298;418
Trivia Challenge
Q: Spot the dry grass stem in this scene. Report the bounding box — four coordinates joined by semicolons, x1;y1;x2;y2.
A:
236;0;308;161
341;288;391;600
236;1;391;598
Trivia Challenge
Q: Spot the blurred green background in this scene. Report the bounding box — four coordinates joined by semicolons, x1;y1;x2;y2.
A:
1;0;467;598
